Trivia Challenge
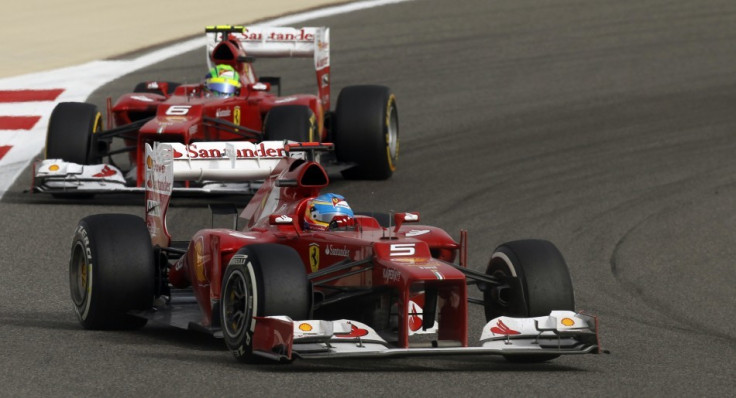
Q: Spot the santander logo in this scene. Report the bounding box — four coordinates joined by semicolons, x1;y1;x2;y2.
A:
172;142;286;159
490;319;520;335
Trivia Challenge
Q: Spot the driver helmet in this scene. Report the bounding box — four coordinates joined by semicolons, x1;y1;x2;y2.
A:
205;64;241;97
304;193;354;230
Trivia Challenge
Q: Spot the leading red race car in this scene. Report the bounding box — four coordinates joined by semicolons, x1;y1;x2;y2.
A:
35;26;399;196
67;142;600;363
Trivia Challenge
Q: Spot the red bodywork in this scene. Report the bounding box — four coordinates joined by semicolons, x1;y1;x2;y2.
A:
110;35;328;186
164;159;470;348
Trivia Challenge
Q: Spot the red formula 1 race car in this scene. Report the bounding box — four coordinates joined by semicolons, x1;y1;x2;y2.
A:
35;26;398;196
68;143;600;363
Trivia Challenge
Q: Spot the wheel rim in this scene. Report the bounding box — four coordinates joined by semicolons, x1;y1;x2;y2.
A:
92;112;102;133
70;242;91;312
308;112;317;142
222;269;250;339
485;255;524;320
385;97;399;170
490;269;512;307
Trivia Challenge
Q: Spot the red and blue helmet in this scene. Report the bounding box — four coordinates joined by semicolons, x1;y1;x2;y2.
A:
305;193;354;230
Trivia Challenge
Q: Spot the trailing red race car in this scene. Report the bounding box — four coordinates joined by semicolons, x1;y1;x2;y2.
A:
68;142;601;363
35;26;399;196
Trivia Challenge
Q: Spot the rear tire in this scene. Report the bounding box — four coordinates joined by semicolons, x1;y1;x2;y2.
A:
263;105;317;142
69;214;154;330
483;239;575;363
334;85;398;180
221;244;311;363
46;102;101;164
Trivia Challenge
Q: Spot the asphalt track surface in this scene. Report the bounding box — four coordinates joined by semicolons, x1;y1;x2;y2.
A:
1;0;735;396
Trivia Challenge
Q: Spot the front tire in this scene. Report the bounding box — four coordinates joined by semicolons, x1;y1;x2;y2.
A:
46;102;102;164
334;85;398;180
69;214;155;329
221;244;311;363
483;239;575;363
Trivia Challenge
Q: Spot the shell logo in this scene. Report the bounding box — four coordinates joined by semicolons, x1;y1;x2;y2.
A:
561;318;575;327
298;323;313;332
49;164;60;171
146;155;153;169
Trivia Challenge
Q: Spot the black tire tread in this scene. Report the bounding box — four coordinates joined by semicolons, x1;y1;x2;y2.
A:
46;102;100;164
334;85;398;180
222;243;310;363
70;214;154;330
263;105;316;142
483;239;574;364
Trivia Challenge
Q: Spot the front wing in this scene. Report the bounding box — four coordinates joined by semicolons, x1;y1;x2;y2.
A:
33;140;303;196
33;160;264;195
251;311;600;361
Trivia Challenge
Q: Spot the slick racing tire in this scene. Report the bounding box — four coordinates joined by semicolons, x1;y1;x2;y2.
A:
483;239;575;363
69;214;155;330
46;102;102;164
334;85;398;180
221;244;311;363
263;105;317;142
133;81;180;95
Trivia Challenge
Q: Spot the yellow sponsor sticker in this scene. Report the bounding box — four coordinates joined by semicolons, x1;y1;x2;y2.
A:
233;106;241;126
309;243;320;273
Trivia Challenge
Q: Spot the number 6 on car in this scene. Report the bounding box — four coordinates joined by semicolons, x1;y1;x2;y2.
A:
35;25;400;198
165;105;191;115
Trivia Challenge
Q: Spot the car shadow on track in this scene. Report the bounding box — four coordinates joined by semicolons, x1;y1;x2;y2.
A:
0;310;82;332
139;351;590;372
98;324;225;351
3;311;591;372
266;357;588;373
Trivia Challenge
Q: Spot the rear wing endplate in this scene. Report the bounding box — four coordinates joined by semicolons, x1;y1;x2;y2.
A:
144;140;305;247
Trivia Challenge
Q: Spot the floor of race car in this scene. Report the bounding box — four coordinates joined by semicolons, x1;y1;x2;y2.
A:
132;288;223;338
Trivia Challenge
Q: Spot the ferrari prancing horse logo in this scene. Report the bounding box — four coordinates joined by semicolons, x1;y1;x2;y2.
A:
309;243;319;272
233;106;241;125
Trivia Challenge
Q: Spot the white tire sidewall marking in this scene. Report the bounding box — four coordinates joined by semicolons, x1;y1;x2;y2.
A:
490;251;518;278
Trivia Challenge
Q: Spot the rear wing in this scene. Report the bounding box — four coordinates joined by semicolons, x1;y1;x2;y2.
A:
205;25;330;109
144;140;304;247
